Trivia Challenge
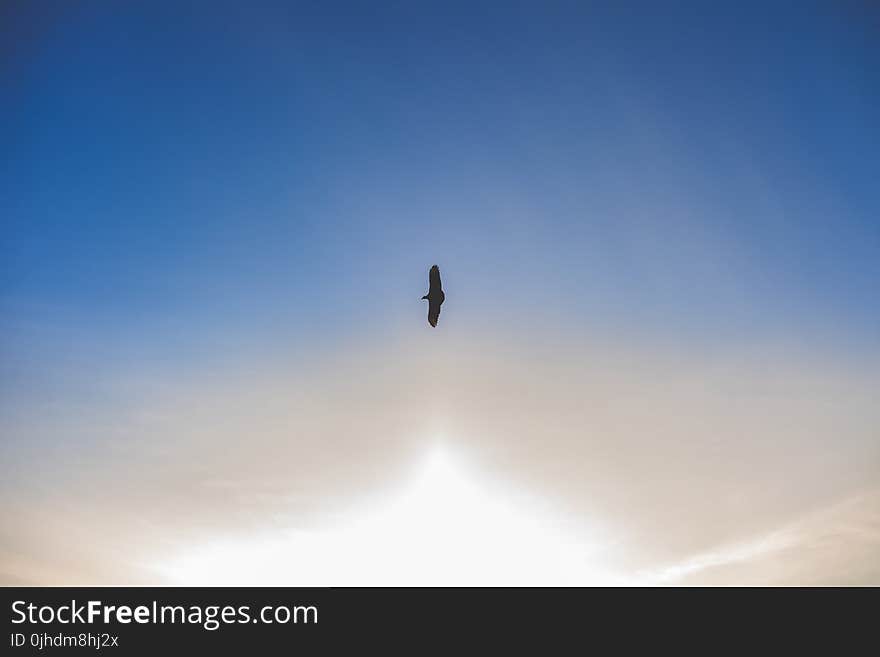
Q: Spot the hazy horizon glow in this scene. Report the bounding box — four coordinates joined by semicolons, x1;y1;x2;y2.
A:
2;335;877;585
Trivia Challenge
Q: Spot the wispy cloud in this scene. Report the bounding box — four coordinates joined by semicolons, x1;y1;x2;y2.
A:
643;490;880;585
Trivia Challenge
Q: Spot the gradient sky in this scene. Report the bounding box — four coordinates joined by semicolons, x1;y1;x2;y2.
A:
1;2;879;584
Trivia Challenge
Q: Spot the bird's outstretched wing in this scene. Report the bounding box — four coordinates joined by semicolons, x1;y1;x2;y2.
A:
428;300;441;327
429;265;442;294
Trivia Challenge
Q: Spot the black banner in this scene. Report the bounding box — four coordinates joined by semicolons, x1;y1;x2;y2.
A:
1;587;875;653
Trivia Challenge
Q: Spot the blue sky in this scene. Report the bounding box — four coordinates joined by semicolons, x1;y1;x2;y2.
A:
4;1;879;359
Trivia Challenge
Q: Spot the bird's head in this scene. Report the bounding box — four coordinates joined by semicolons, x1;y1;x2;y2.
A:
421;295;429;300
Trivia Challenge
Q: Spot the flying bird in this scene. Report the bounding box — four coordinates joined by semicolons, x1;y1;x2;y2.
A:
421;265;445;327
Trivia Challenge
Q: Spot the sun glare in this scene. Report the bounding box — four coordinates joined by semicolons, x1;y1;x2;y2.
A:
155;445;622;586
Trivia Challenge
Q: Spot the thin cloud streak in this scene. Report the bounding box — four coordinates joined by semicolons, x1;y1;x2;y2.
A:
646;489;880;585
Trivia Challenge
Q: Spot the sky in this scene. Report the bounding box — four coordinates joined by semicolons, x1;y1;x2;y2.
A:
1;1;879;585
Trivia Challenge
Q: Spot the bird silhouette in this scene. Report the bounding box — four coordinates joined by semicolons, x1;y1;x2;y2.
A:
421;265;445;327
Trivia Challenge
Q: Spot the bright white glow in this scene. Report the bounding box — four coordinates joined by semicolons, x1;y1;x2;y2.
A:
154;446;626;585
